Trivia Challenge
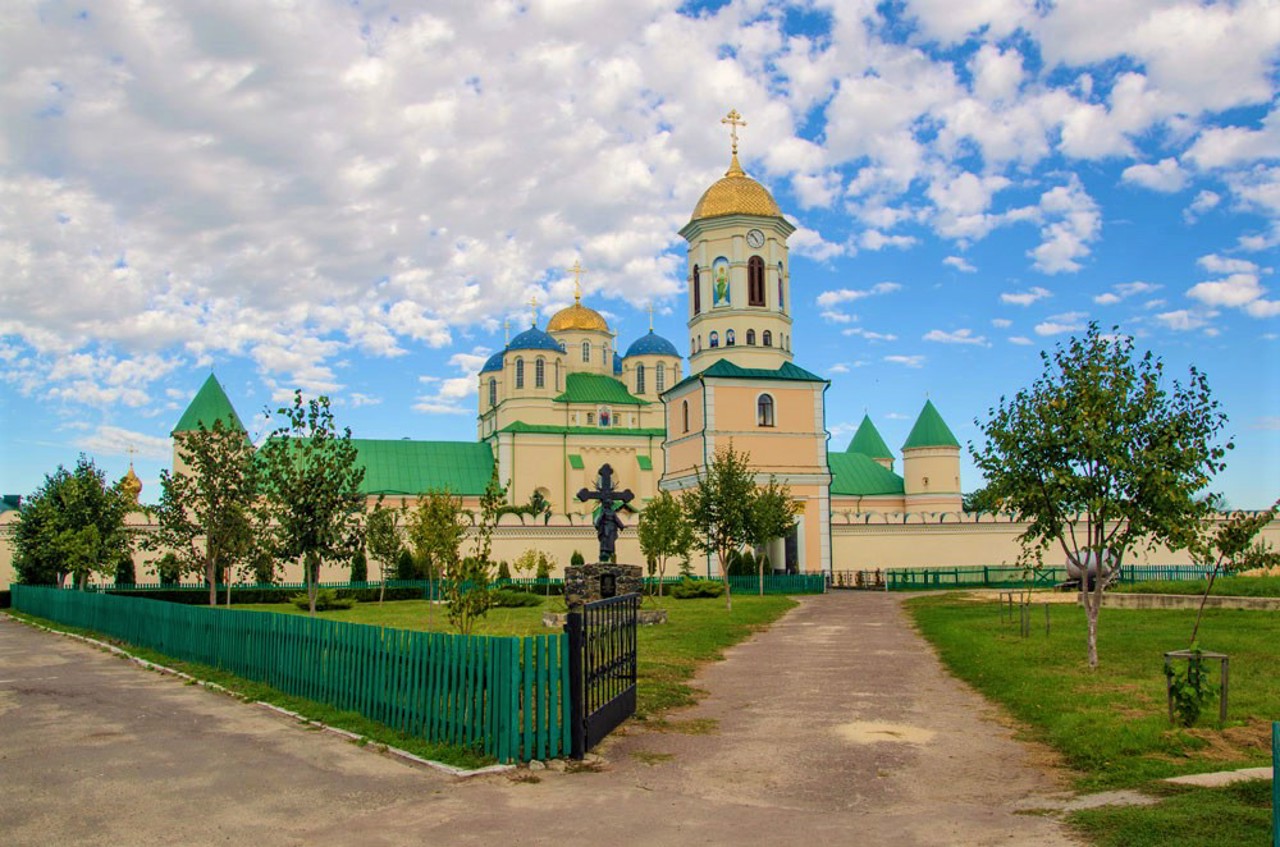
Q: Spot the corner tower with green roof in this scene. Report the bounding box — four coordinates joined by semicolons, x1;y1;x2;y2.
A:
901;399;962;513
171;373;248;476
847;414;895;471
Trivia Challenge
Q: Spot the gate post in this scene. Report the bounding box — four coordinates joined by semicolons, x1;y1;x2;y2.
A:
565;608;585;760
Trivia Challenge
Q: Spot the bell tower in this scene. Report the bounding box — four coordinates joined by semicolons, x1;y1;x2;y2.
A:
678;110;796;374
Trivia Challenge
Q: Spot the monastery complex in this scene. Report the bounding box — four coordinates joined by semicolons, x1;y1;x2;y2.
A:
2;117;1263;586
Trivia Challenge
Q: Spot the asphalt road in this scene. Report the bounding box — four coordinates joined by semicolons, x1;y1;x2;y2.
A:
0;595;1081;846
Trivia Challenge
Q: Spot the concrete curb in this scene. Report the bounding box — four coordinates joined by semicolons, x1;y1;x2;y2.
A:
1164;766;1273;787
1102;593;1280;611
3;612;515;780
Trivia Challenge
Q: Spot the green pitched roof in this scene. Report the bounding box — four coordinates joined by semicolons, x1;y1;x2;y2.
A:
498;421;665;437
828;452;905;496
173;374;246;435
351;439;493;496
902;400;960;449
568;454;585;470
636;455;653;471
668;359;827;393
847;414;893;458
554;372;647;406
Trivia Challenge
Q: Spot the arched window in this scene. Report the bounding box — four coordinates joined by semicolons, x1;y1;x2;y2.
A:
726;329;736;346
682;400;689;433
778;263;785;312
655;362;665;392
746;329;756;346
582;340;591;363
515;357;525;389
709;331;719;348
748;256;765;306
488;377;496;407
636;363;646;394
692;264;701;315
535;357;545;388
762;330;772;347
757;393;775;427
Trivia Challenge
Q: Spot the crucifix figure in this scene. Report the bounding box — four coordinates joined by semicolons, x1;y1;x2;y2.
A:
576;463;634;563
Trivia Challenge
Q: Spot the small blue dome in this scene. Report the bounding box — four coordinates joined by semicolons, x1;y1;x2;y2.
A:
508;325;564;353
613;352;623;375
479;350;505;374
625;330;679;358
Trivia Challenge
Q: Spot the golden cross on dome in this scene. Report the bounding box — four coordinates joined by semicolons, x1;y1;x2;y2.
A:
721;109;747;157
647;301;655;331
568;260;586;303
503;319;510;344
528;294;539;325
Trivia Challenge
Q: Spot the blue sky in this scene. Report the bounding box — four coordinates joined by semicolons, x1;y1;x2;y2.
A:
1;0;1277;508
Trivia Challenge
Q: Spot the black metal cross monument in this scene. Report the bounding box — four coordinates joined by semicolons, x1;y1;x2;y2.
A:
576;463;634;563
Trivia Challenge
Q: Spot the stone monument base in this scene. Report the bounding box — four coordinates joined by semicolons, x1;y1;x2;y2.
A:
564;562;643;607
543;609;668;628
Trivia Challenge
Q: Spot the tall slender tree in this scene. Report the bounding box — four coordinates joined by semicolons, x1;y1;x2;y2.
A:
637;489;693;597
973;324;1231;668
365;496;407;603
149;419;259;606
748;477;799;595
687;443;756;610
258;392;366;615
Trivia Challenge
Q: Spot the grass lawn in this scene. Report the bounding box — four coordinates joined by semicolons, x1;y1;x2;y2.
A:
1113;575;1280;597
233;593;797;722
907;594;1278;847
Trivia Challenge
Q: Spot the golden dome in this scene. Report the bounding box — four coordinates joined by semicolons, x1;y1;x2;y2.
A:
121;464;142;503
690;154;781;221
547;296;609;333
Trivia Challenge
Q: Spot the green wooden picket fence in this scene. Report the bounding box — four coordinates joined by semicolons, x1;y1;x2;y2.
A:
879;564;1216;591
10;585;567;763
726;573;827;595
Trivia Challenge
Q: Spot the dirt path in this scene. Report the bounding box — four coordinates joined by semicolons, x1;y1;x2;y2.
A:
1;595;1082;846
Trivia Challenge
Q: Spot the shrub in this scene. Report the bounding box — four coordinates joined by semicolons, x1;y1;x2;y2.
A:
490;588;543;608
155;552;181;585
497;560;512;581
570;550;585;567
670;578;725;599
291;588;356;611
395;549;417;581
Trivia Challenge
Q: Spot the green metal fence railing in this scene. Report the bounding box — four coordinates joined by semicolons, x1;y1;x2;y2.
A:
10;585;567;763
829;564;1220;592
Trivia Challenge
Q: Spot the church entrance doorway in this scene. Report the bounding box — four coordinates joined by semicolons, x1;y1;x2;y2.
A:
784;526;799;573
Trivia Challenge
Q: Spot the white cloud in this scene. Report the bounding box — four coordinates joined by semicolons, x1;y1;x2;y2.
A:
843;328;898;342
883;354;925;368
827;363;850;374
1185;109;1280;169
1184;190;1221;223
1187;273;1266;308
923;328;988;346
991;318;1012;328
1197;254;1260;275
943;256;976;273
1000;286;1052;306
1095;281;1161;305
1008;336;1034;345
1029;177;1102;274
821;310;855;324
75;425;172;460
816;283;902;307
859;230;918;251
1121;158;1188;193
1034;312;1088;336
1156;309;1216;332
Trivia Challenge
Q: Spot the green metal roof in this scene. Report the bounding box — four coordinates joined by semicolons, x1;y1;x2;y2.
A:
636;455;653;471
350;439;494;496
568;454;585;470
847;414;893;458
902;400;960;449
828;452;905;496
498;421;666;437
668;359;827;393
173;374;246;435
554;372;648;406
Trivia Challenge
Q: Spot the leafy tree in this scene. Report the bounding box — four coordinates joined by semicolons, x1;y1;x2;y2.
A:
962;486;1002;514
1187;502;1278;645
408;487;467;616
687;443;757;610
395;548;417;581
148;419;259;606
443;468;505;634
748;477;799;595
349;549;368;583
366;497;407;603
114;551;136;586
972;324;1231;668
14;456;134;589
155;552;181;585
637;489;693;597
258;392;366;615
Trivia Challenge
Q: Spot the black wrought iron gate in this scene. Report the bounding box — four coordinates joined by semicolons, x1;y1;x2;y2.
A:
565;593;639;759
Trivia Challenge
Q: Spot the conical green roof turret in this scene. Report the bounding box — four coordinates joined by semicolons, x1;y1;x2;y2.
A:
902;399;959;449
172;374;246;435
847;414;893;459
